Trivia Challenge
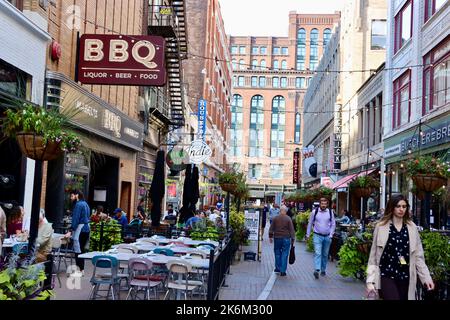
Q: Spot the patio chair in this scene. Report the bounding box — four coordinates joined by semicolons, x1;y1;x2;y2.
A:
126;258;162;300
88;255;121;300
163;259;201;300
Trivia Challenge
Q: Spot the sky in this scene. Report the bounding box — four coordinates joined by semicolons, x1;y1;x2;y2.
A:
219;0;344;37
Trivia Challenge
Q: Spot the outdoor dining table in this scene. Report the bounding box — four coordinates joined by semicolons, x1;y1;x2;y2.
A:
137;236;219;248
112;243;213;256
2;232;66;248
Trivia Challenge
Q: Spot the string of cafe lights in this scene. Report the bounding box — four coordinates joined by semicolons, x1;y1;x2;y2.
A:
64;12;441;75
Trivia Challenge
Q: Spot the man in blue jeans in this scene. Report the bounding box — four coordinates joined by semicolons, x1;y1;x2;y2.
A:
269;205;295;276
306;197;336;279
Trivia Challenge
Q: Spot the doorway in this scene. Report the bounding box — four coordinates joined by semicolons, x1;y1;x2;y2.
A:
120;181;132;219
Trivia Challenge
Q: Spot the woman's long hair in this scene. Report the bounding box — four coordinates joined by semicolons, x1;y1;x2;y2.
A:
379;194;412;226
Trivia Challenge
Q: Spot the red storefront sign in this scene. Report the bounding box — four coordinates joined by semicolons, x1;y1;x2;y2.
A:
77;34;166;86
293;151;300;184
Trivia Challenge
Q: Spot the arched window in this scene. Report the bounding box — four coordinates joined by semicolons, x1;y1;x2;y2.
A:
260;59;266;70
297;28;306;44
273;60;279;70
323;28;332;46
252;59;258;69
281;60;287;70
231;95;243;156
249;95;264;157
239;59;245;70
271;96;285;157
232;59;237;70
310;29;319;45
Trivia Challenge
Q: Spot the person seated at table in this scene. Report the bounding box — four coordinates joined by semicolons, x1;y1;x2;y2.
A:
186;211;202;229
129;212;142;227
35;209;54;263
164;204;177;224
90;205;109;223
113;208;128;228
7;205;24;236
335;209;351;224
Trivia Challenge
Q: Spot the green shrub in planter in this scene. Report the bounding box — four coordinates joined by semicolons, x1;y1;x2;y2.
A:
420;231;450;282
89;219;123;251
295;210;311;241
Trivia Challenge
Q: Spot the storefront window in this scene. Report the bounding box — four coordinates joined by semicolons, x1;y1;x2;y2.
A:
0;59;30;99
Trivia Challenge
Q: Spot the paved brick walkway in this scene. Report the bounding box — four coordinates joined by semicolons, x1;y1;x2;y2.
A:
219;228;365;300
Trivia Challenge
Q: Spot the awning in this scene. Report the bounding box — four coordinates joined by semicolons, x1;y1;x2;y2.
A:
331;169;376;190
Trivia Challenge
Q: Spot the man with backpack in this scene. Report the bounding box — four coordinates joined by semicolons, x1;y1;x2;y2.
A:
306;197;336;279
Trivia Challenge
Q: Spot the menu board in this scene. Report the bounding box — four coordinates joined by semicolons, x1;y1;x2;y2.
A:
244;209;260;241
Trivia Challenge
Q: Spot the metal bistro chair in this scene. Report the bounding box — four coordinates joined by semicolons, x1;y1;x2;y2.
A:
164;259;201;300
89;255;121;300
116;244;139;290
187;251;208;298
126;258;162;300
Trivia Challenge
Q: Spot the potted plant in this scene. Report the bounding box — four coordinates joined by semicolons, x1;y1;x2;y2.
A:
295;210;311;241
218;171;238;193
0;254;53;300
1;103;82;161
89;219;123;251
406;156;449;192
349;175;380;198
337;231;373;280
419;231;450;300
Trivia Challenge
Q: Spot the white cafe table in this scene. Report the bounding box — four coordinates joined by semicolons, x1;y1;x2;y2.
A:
137;236;219;248
2;232;66;249
112;242;213;256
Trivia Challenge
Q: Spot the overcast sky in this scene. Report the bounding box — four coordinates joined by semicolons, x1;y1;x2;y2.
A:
219;0;344;37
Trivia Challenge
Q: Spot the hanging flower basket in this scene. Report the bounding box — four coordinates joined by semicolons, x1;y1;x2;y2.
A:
220;183;237;193
412;174;447;193
16;132;62;161
352;187;373;198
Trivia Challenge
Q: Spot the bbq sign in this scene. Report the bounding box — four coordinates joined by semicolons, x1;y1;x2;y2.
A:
77;34;166;86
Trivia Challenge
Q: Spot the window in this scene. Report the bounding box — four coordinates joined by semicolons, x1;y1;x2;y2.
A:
0;58;30;99
296;60;305;71
310;46;319;59
295;113;301;143
272;77;279;88
310;29;319;45
273;47;280;55
394;1;412;53
323;28;332;46
297;44;306;59
239;46;246;54
260;59;266;70
231;95;243;156
250;95;264;157
232;59;238;70
273;60;279;70
281;47;288;55
280;77;287;88
271;96;285;158
270;164;284;179
233;76;237;87
260;46;267;54
281;60;287;70
423;37;450;114
392;70;411;128
251;76;258;87
425;0;446;22
295;77;305;88
231;46;238;54
238;76;245;86
252;46;259;54
297;29;306;44
371;20;387;50
249;164;262;179
252;59;258;69
309;61;318;71
239;59;246;70
259;76;266;87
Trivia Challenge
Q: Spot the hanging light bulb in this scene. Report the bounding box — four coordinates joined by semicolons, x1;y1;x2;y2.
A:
400;163;404;168
420;130;424;136
392;171;396;175
408;149;412;154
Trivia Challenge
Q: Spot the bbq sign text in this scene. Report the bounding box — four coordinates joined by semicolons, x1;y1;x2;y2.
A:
77;34;166;86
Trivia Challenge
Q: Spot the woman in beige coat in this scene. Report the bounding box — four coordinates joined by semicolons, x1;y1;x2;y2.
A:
366;194;434;300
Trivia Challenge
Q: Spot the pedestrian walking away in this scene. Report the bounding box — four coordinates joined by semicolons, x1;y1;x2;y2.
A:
306;197;336;279
366;194;434;300
269;205;295;276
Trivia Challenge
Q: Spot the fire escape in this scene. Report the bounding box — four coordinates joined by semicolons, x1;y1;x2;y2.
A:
148;0;187;129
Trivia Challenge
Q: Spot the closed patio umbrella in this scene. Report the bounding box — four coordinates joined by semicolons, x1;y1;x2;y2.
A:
190;165;199;212
150;150;165;227
178;164;192;223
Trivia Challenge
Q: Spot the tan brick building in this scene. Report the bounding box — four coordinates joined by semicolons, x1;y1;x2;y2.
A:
228;12;340;200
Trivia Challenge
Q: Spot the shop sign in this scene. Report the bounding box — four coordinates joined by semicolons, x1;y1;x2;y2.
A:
320;176;333;188
399;121;450;154
77;34;166;86
198;99;207;140
333;104;342;171
59;81;143;150
166;146;189;171
293;151;300;184
187;139;212;165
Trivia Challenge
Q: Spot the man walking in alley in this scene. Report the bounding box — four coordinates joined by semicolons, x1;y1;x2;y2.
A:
306;197;336;279
269;205;295;276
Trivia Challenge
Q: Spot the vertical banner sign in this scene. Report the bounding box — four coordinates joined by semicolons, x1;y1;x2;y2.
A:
244;209;260;241
333;104;342;171
293;151;300;185
198;99;207;140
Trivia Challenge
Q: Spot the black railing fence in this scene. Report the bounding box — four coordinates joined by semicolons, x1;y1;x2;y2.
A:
207;231;237;300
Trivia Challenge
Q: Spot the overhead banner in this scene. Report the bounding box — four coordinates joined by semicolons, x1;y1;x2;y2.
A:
77;34;166;86
198;99;207;140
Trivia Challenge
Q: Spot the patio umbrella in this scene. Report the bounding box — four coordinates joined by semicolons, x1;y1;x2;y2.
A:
150;150;165;227
178;164;192;223
190;165;200;212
